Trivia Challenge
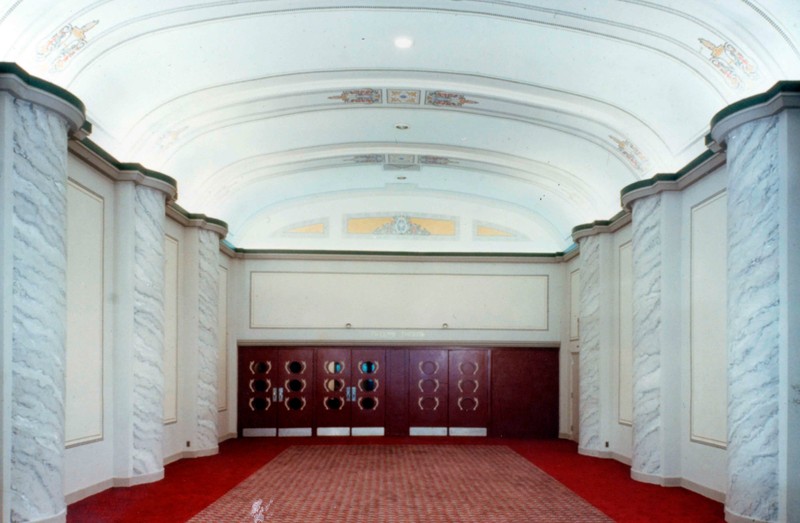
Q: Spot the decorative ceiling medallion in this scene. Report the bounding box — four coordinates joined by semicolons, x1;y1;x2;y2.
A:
350;154;385;164
387;154;416;165
425;91;478;107
609;135;649;173
37;20;99;72
388;89;420;104
329;88;382;104
374;216;430;236
347;215;455;236
698;38;759;89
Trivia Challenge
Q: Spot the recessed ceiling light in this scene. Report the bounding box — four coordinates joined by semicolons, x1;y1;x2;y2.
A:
394;36;414;49
395;123;409;130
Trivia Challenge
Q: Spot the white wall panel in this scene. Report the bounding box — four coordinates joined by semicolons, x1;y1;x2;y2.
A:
569;269;580;340
690;191;728;447
217;265;228;411
65;181;105;446
618;241;633;426
251;271;549;331
163;235;179;424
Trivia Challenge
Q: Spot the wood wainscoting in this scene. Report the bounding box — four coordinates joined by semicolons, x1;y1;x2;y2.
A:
238;346;559;438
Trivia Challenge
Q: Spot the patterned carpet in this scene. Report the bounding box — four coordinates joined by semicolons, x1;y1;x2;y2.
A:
189;445;613;522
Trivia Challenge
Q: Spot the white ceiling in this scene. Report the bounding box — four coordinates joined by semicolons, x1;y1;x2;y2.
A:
3;1;799;252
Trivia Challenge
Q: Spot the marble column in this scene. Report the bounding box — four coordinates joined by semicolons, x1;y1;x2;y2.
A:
721;111;799;523
0;67;85;523
709;84;800;523
629;192;681;485
577;234;603;454
194;228;221;452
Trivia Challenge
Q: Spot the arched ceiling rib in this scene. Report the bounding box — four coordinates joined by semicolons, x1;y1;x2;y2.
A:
2;0;799;252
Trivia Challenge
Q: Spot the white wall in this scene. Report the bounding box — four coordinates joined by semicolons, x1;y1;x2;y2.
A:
162;218;186;463
64;156;117;500
680;166;728;499
609;225;633;463
234;256;564;347
217;253;233;439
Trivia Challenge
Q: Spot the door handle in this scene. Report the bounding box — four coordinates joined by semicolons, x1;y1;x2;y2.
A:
277;387;284;402
272;387;278;402
346;386;357;402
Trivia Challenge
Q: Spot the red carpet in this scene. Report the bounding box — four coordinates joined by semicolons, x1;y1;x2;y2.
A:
67;438;725;523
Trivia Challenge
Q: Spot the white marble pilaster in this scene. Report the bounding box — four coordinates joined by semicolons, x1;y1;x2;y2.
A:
3;97;69;522
130;185;167;475
725;116;781;523
195;228;220;451
578;234;602;453
630;195;663;478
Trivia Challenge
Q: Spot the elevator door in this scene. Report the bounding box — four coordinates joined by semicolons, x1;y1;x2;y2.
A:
448;349;489;436
238;347;314;437
316;348;385;436
409;349;449;435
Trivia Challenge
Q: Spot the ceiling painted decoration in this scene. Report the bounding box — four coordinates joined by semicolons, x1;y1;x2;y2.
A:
2;0;799;252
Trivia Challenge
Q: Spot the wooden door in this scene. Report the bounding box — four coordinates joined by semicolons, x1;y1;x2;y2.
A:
238;346;278;437
315;347;351;435
490;348;559;438
448;349;489;436
408;349;448;435
277;348;314;436
351;348;386;435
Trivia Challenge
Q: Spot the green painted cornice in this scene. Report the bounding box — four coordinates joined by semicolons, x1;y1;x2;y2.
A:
571;210;631;242
0;62;87;135
709;80;800;148
228;248;567;263
166;202;228;238
68;138;178;200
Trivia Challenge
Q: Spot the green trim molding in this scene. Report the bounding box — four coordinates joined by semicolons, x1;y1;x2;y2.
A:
231;248;566;259
0;62;86;114
79;138;177;189
620;150;716;198
709;80;800;131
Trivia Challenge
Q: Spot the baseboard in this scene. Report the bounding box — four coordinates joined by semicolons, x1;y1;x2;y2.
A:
219;432;237;443
185;446;218;459
610;452;632;466
578;446;612;459
725;507;767;523
631;469;682;487
558;432;572;440
682;478;725;503
30;508;66;523
113;469;164;488
65;478;115;504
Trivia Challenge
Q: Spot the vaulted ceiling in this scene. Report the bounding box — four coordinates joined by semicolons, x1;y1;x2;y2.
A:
2;1;799;252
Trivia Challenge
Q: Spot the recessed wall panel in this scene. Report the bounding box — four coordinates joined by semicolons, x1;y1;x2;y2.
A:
217;265;229;411
251;272;548;331
569;269;580;340
163;235;179;424
618;241;633;426
65;181;104;446
690;192;727;447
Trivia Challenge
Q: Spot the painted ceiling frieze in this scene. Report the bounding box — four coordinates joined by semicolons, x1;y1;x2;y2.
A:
279;219;328;237
37;20;98;72
425;90;479;107
388;89;420;104
347;215;456;237
609;135;650;173
698;38;759;89
328;88;382;103
475;222;527;240
350;154;385;164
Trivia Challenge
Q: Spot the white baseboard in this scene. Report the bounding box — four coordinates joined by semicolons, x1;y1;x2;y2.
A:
185;447;218;459
578;446;612;459
725;507;767;523
682;478;725;503
218;432;237;443
114;469;165;488
30;508;67;523
65;479;115;505
631;469;682;487
610;452;632;466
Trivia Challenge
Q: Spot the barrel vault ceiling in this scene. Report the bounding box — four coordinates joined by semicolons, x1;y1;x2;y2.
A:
2;1;799;252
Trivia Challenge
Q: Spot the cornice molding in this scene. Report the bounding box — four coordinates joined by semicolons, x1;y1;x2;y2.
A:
166;203;228;238
227;248;566;264
708;80;800;149
571;210;632;243
0;62;88;136
619;149;726;211
68;138;178;201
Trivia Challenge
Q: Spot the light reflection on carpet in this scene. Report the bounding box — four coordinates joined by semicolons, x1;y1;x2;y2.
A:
189;445;614;522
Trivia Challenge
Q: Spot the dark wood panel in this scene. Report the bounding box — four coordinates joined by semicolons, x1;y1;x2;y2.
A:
408;349;449;429
237;346;278;436
448;349;489;429
315;347;351;429
277;348;315;429
385;348;408;436
490;348;559;438
351;348;386;429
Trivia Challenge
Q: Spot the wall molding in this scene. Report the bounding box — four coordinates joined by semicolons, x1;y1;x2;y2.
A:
166;203;228;238
571;210;631;243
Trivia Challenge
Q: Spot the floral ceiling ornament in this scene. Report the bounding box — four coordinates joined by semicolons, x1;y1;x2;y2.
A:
329;88;382;104
609;135;650;173
373;216;430;236
698;38;759;89
425;91;478;107
37;20;99;72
